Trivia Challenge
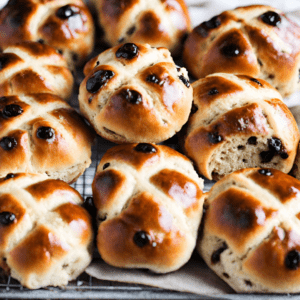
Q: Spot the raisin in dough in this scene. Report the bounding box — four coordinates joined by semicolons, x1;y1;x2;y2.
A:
91;0;191;57
198;167;300;293
183;73;300;181
0;93;95;183
79;43;192;144
0;173;93;289
183;5;300;97
0;0;95;68
0;42;74;101
92;143;204;273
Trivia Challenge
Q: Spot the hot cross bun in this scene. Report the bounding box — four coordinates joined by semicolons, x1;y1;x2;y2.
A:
91;0;191;57
92;143;204;273
0;93;95;183
0;0;95;68
183;73;300;181
79;43;193;144
183;5;300;97
0;42;74;101
0;173;93;289
198;168;300;293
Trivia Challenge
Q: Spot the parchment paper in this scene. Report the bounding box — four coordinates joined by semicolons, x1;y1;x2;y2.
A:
86;253;234;296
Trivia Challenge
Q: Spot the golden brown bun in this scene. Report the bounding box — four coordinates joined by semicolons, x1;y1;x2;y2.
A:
198;168;300;293
91;0;191;57
0;93;95;183
0;42;74;101
79;43;193;144
183;5;300;97
0;173;93;289
0;0;95;68
183;73;300;180
92;143;204;273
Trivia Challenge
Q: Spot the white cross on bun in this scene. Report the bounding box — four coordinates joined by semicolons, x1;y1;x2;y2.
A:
0;0;95;68
198;168;300;293
92;143;204;273
0;173;93;289
79;43;193;144
183;73;300;180
91;0;191;57
0;93;95;183
183;5;300;97
0;42;74;101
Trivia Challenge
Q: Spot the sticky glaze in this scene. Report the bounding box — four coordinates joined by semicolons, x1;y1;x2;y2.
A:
99;144;162;171
92;169;127;211
244;226;300;289
26;179;81;202
97;192;187;270
200;29;259;77
140;63;182;111
54;203;92;244
150;169;202;209
193;75;243;106
8;225;69;276
135;11;170;44
206;187;278;253
249;169;300;204
102;83;175;142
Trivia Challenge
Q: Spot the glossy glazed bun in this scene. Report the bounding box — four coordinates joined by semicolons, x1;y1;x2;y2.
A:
93;143;204;273
0;0;95;68
183;73;299;180
199;168;300;293
0;42;74;101
183;5;300;97
92;0;191;57
79;43;193;144
0;173;93;289
0;93;95;183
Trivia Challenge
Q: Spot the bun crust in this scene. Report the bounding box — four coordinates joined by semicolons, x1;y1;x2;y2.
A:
0;173;93;289
92;0;191;57
0;93;95;183
0;42;74;101
0;0;95;67
79;43;193;144
198;168;300;293
183;73;300;180
92;143;204;273
183;5;300;97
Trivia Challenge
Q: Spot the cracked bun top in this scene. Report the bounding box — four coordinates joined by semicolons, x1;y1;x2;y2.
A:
79;43;193;144
183;5;300;97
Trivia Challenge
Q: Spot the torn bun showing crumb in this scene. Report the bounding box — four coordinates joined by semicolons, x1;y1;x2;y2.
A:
183;73;299;180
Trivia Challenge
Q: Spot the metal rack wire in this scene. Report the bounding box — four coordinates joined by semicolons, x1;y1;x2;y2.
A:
0;273;210;299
